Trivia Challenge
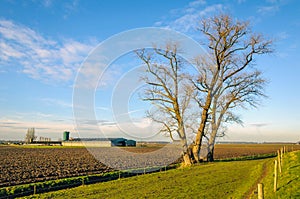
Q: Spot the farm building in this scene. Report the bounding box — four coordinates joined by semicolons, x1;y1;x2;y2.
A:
62;137;136;147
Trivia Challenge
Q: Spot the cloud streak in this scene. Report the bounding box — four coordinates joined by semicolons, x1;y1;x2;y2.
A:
0;19;95;83
40;98;73;108
257;0;287;15
0;117;77;140
257;5;279;14
154;1;224;33
249;123;271;128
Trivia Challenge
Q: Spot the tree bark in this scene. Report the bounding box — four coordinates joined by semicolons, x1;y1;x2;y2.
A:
193;91;212;162
207;127;217;162
181;134;192;166
207;144;214;162
183;152;192;166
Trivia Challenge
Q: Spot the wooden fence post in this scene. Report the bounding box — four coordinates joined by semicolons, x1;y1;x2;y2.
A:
258;183;264;199
277;150;282;173
281;148;284;168
274;160;278;192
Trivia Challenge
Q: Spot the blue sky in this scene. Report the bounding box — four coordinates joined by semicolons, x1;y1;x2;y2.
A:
0;0;299;142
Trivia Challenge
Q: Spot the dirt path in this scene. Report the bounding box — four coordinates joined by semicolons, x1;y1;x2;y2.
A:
244;160;270;199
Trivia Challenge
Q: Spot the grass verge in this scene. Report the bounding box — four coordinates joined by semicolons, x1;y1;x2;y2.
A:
250;150;300;198
21;159;270;199
4;151;297;198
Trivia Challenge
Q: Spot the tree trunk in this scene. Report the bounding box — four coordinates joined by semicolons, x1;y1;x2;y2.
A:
180;128;193;166
192;142;201;162
183;152;192;166
194;91;213;162
207;144;214;162
206;125;218;162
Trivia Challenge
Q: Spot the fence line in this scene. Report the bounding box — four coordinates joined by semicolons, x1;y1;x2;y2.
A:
274;146;285;193
256;146;289;198
0;164;178;199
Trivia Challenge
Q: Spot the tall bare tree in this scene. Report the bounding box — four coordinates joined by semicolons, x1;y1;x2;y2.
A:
136;14;272;165
192;14;272;162
136;43;195;166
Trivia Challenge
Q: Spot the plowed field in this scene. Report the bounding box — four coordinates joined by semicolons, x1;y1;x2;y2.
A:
0;144;298;187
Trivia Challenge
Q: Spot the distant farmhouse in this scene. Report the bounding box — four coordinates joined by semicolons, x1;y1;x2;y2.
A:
62;137;136;147
22;129;136;147
61;131;136;147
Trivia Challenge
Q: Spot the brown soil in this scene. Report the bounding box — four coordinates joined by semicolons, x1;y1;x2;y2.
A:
0;147;110;187
0;144;299;187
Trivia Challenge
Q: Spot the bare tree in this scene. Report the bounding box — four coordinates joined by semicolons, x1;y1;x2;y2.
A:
192;14;272;162
136;43;195;166
25;128;36;144
206;70;267;161
136;14;272;165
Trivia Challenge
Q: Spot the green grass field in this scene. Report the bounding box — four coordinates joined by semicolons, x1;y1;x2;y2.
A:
20;150;299;199
22;159;267;198
250;150;300;199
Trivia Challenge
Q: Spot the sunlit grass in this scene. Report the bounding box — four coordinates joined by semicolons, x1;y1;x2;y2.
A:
253;150;300;199
24;159;269;199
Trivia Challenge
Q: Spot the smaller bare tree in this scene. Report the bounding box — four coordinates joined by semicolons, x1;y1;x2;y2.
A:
206;70;267;161
136;43;195;166
25;128;36;144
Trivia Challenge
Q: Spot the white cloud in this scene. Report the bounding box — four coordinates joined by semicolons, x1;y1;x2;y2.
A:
12;111;66;121
40;98;73;108
257;5;279;14
0;113;168;141
96;106;110;111
40;0;79;19
225;122;299;142
132;117;152;128
0;118;76;140
168;4;224;33
257;0;288;15
154;1;224;34
0;19;95;83
0;40;24;60
188;0;206;7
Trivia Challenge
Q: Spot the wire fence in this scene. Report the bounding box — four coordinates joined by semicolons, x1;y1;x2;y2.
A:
0;164;177;199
